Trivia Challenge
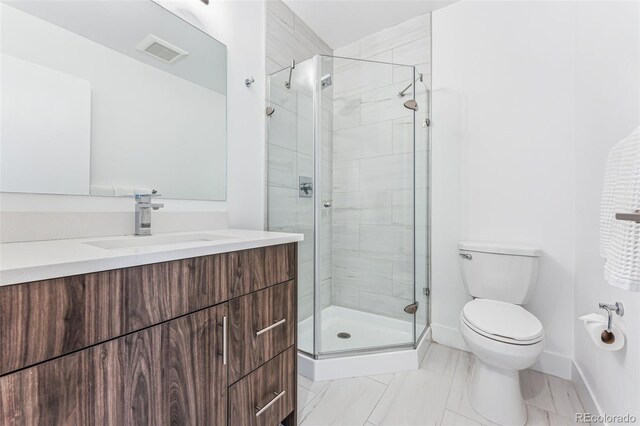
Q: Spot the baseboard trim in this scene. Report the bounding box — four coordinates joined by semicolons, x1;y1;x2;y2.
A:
431;323;467;351
572;361;605;425
431;322;573;380
531;350;573;380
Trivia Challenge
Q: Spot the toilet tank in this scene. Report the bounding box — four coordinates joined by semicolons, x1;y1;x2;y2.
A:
458;242;542;304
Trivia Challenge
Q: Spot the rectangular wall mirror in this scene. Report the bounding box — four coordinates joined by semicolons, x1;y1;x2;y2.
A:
1;0;227;201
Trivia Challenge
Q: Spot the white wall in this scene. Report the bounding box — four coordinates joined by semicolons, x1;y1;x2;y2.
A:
573;1;640;418
0;0;266;231
432;0;577;377
433;0;640;414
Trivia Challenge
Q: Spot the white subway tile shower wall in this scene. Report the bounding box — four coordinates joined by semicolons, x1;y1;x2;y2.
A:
265;0;333;327
330;14;431;322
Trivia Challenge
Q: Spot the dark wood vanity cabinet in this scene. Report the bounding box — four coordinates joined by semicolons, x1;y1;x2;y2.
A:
0;243;298;426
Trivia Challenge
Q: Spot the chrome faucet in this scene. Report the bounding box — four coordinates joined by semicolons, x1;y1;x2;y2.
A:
134;191;164;236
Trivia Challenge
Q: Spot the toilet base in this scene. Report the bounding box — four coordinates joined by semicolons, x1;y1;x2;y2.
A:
468;357;527;426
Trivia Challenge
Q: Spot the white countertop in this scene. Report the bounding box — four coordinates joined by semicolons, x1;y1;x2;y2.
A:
0;229;303;286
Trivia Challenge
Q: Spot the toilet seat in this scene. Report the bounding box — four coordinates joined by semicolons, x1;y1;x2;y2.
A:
462;299;544;345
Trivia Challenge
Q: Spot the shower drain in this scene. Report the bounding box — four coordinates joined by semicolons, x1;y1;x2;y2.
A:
337;332;351;339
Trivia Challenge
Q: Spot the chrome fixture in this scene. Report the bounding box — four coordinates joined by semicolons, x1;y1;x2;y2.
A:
398;73;423;98
255;390;286;417
404;301;419;314
134;190;164;236
323;201;332;208
460;253;473;260
266;106;275;116
284;59;296;89
256;318;287;336
320;74;332;89
299;176;313;197
599;302;624;317
245;77;255;87
218;316;228;365
404;99;419;111
599;302;624;344
616;210;640;223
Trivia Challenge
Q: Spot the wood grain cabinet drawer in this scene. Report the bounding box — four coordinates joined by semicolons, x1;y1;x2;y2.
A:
228;347;296;426
0;304;228;425
0;243;296;376
225;243;296;297
228;280;295;382
0;254;226;375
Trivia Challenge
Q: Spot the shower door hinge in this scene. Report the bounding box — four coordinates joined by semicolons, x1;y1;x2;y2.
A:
423;288;430;297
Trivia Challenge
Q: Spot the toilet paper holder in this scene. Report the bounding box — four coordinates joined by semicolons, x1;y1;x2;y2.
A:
599;301;624;318
599;302;624;341
580;303;626;351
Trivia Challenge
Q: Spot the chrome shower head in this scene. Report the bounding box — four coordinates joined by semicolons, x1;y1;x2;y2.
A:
403;99;419;111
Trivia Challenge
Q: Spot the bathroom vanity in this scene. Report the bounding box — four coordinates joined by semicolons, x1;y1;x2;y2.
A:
0;231;301;425
0;1;300;424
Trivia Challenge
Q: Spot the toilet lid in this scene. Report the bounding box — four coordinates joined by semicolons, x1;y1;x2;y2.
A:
462;299;544;344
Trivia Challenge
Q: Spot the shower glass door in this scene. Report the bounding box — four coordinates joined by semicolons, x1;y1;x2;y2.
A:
315;55;417;355
266;58;316;355
267;54;429;358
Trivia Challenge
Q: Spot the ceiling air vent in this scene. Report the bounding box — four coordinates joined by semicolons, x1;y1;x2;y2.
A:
136;35;189;64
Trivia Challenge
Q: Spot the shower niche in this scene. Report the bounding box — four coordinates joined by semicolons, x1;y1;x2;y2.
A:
266;55;430;378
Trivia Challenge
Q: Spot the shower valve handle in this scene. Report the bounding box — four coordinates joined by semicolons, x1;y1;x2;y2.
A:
300;182;313;195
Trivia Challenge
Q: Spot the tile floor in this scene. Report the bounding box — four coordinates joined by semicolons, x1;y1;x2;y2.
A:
297;343;585;426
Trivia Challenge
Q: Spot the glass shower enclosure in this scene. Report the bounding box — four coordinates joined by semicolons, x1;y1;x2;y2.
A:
266;54;430;359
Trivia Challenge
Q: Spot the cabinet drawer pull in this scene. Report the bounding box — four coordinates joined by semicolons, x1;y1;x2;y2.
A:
255;318;286;336
255;390;285;417
217;316;228;365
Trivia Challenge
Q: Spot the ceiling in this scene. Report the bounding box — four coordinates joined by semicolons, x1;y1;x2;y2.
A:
282;0;459;49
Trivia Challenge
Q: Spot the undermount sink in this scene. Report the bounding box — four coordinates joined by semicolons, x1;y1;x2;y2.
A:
85;233;236;250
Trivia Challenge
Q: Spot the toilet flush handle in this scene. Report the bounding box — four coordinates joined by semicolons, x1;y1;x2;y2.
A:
460;253;473;260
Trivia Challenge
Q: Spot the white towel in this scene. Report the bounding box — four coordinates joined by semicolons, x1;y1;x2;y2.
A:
600;126;640;291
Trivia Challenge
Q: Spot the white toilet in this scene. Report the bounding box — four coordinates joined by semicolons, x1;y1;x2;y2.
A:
458;242;545;426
